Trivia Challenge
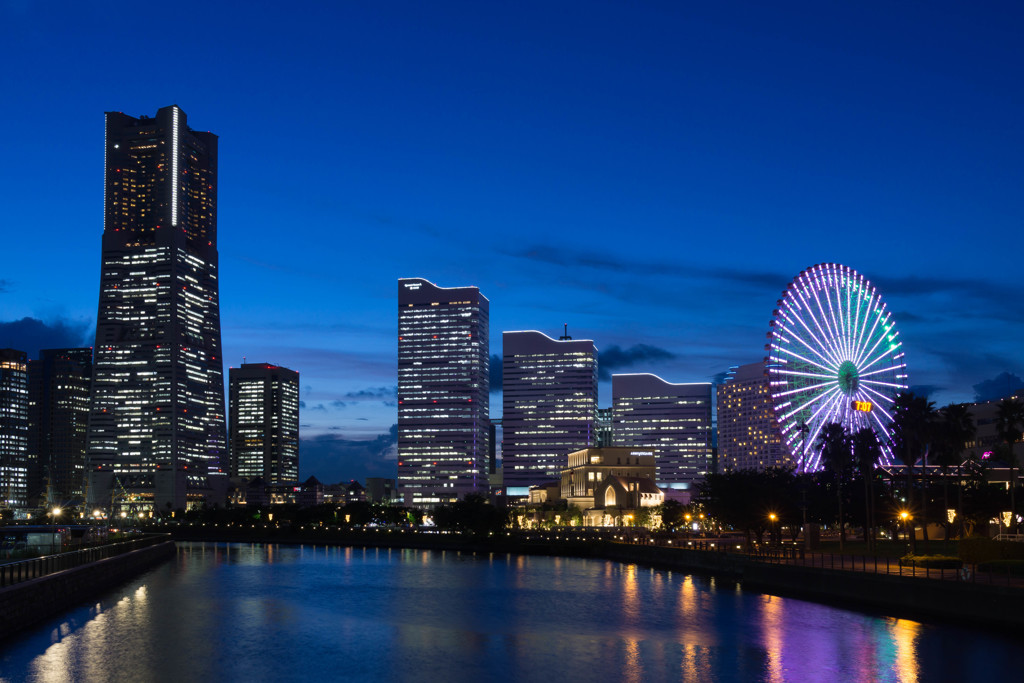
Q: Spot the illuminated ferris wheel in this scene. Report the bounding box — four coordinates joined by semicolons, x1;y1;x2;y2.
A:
766;263;908;472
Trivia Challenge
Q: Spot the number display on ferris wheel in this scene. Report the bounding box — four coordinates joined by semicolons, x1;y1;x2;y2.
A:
766;263;908;472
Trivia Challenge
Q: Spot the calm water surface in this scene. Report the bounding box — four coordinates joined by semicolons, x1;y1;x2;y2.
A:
1;542;1021;682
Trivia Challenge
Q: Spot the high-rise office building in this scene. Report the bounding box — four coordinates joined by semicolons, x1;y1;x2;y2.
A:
87;105;226;511
28;348;92;504
229;363;300;483
502;330;598;495
0;349;29;509
397;278;489;507
717;362;787;471
612;373;713;491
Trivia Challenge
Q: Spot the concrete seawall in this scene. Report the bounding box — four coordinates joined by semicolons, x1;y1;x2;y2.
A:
600;544;1024;630
0;541;176;643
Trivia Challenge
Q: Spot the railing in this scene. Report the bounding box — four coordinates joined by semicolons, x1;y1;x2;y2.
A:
512;528;1024;588
992;534;1024;542
0;534;171;589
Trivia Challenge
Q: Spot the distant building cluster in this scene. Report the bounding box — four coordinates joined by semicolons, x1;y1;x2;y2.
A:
2;104;1019;522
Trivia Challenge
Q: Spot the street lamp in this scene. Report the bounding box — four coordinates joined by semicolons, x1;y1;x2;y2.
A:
899;510;911;543
769;512;777;544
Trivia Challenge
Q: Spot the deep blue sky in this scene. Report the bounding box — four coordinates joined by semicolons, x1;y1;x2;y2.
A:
2;1;1022;481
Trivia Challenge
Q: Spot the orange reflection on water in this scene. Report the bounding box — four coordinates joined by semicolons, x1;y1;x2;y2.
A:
622;563;639;625
890;618;920;683
623;636;642;683
678;575;697;619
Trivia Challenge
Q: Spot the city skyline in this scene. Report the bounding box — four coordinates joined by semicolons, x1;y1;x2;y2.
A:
2;2;1022;482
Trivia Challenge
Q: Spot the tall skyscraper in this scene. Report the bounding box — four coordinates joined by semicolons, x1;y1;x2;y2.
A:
229;363;300;483
0;349;29;509
717;362;787;471
502;330;598;495
397;278;490;507
612;373;712;492
87;105;226;511
28;348;93;504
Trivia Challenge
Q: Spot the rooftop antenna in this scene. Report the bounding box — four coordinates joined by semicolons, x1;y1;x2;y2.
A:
559;323;572;341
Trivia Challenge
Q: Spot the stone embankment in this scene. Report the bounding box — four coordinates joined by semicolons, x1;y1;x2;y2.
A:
0;539;176;642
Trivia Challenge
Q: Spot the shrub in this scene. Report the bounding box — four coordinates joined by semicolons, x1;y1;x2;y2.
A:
900;554;962;569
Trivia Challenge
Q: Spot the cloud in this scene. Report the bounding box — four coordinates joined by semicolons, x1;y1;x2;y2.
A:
490;354;502;391
0;280;11;293
331;400;347;409
908;384;943;399
0;317;92;358
504;244;789;289
343;386;397;400
973;372;1024;403
299;424;398;483
598;344;676;380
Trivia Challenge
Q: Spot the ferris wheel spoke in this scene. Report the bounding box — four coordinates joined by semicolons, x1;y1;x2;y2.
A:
773;380;839;399
855;320;890;370
844;272;857;361
854;302;884;367
850;279;866;362
861;378;909;390
856;364;901;381
809;285;845;366
773;343;839;375
782;383;842;422
860;384;897;405
824;269;850;361
780;302;842;369
773;368;838;380
854;387;895;421
788;294;844;368
852;292;876;368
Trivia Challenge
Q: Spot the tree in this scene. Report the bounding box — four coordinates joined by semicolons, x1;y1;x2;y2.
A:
817;422;851;551
851;427;881;550
995;398;1024;533
657;499;686;532
890;392;936;550
934;403;975;539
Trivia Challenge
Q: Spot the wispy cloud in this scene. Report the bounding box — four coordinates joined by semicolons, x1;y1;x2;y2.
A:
598;344;676;380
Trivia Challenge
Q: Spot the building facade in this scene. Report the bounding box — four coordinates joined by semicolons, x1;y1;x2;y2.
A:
0;349;29;509
28;348;93;504
612;373;712;491
717;362;787;471
229;363;300;483
397;278;490;508
502;330;598;495
87;105;227;511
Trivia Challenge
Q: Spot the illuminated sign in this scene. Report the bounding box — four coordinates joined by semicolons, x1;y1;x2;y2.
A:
851;400;873;413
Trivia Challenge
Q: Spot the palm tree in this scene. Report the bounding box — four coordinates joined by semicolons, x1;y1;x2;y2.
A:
817;422;851;551
995;398;1024;534
851;427;881;551
935;403;975;539
890;392;936;551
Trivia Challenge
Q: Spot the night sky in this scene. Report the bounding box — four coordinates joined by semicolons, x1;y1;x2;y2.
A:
2;1;1021;481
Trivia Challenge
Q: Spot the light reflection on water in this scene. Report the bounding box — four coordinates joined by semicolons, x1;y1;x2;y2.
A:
1;542;1022;682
